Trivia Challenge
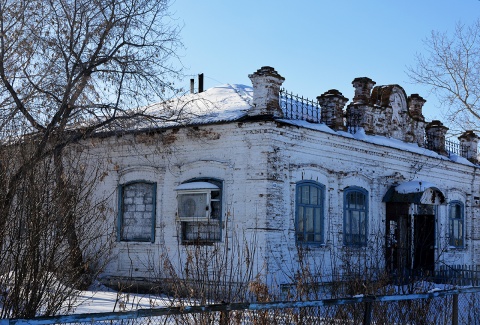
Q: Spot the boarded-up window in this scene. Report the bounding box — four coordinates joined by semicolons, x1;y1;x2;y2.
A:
118;182;156;242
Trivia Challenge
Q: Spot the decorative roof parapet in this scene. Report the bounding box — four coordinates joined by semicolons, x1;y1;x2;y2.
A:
352;77;376;104
425;120;449;156
407;94;426;122
459;130;479;163
317;89;348;131
346;78;377;134
248;66;285;118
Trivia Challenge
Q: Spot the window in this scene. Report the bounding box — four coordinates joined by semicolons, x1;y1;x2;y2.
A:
344;187;368;246
295;181;325;244
449;201;464;248
117;181;156;242
176;178;222;244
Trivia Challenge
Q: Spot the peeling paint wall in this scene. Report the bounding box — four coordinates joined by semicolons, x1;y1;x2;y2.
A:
86;118;480;287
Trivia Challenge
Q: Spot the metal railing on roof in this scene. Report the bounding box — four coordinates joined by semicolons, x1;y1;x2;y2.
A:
424;134;468;158
279;88;321;123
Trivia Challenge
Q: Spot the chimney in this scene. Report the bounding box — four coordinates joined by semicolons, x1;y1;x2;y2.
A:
459;130;479;163
352;77;376;104
190;79;195;94
248;66;285;118
425;120;449;156
198;73;204;93
407;94;426;121
317;89;348;131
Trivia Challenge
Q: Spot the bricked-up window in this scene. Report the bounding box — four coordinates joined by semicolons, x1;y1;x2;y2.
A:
295;181;325;244
449;201;464;248
117;182;156;243
176;179;222;244
344;187;368;246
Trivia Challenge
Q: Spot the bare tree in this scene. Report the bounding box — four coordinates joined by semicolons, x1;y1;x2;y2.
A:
0;0;182;317
0;140;113;318
407;19;480;133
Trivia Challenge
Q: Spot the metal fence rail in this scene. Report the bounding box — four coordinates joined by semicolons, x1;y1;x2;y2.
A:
3;287;480;325
437;265;480;286
280;88;321;123
445;138;468;157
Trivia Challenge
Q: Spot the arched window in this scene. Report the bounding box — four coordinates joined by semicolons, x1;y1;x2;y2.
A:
449;201;464;248
117;181;156;243
344;187;368;246
176;178;223;244
295;181;325;244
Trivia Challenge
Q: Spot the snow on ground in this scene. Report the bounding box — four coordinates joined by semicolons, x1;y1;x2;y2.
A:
72;282;171;314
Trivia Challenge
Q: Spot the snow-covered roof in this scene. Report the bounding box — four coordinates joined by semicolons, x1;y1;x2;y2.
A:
147;84;252;126
105;83;474;167
95;84;252;133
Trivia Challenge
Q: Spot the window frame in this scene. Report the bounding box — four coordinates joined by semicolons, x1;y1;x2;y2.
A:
343;186;368;247
295;181;325;245
448;200;465;248
176;178;223;244
117;181;157;243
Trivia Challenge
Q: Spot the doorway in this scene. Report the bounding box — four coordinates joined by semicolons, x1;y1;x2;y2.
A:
386;203;435;277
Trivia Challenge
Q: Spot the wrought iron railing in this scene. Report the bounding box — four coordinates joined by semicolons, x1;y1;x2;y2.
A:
445;139;468;157
279;88;321;123
346;112;362;134
425;135;468;157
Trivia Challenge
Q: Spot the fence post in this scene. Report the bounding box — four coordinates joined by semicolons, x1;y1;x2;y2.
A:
219;310;229;325
452;294;458;325
363;301;372;325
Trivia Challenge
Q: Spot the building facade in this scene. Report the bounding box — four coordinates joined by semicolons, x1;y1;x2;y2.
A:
88;66;480;289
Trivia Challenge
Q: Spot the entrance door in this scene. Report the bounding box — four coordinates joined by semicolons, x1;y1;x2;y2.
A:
413;214;435;274
386;203;410;273
386;203;435;277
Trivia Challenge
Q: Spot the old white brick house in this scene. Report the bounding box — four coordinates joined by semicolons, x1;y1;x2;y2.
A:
90;66;480;288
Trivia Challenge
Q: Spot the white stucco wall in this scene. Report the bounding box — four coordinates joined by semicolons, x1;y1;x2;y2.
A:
85;118;480;288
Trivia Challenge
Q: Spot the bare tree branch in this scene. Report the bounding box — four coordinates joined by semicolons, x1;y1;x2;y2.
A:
408;19;480;133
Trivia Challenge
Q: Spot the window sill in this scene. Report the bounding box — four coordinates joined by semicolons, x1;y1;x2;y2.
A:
181;240;220;246
118;239;154;243
296;242;327;249
342;244;368;249
447;246;466;250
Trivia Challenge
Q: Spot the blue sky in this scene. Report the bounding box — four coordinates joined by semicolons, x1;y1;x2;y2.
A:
170;1;480;121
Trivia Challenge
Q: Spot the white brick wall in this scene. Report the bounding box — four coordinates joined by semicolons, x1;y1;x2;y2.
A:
87;119;480;286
